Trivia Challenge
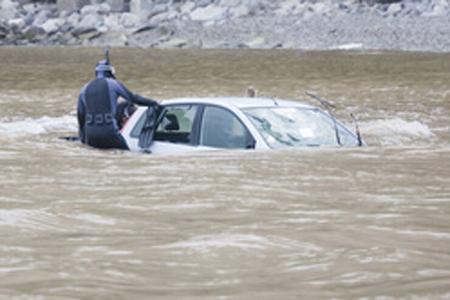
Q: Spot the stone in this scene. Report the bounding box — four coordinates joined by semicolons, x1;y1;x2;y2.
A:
8;18;25;30
230;5;249;18
23;3;39;15
220;0;241;7
158;38;189;48
98;3;111;14
41;18;65;34
423;0;449;16
103;14;121;30
23;25;45;40
0;26;9;40
133;24;157;34
386;2;403;16
190;5;228;22
276;1;296;15
80;4;100;15
247;36;266;48
32;9;52;27
67;12;81;27
197;0;213;8
0;0;19;20
73;26;97;36
59;22;73;33
107;0;125;12
120;12;140;28
98;25;108;33
78;13;100;31
57;0;90;14
92;32;128;46
130;0;153;14
180;2;195;14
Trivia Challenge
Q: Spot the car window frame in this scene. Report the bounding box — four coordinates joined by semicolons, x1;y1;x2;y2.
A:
153;103;203;146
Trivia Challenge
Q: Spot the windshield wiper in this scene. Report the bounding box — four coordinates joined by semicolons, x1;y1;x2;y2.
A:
305;92;341;146
350;113;363;147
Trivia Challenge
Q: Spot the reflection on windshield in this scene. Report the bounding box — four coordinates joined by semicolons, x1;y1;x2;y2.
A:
244;107;358;148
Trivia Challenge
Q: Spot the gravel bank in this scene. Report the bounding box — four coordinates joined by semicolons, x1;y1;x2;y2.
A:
1;0;450;52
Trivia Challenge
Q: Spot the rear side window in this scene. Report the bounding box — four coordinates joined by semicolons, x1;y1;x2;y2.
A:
154;105;198;144
200;106;254;149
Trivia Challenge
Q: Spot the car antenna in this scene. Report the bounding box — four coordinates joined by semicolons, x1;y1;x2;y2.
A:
105;47;110;64
271;97;279;106
350;113;363;147
305;91;341;146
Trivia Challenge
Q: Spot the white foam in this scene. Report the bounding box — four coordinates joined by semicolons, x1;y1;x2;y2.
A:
0;115;77;137
361;117;435;146
332;43;364;50
67;213;117;225
0;209;61;231
157;234;274;252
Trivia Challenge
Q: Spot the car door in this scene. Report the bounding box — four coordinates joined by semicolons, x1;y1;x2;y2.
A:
199;105;255;150
149;104;201;154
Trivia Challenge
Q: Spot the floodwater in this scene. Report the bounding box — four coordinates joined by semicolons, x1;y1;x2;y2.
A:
0;47;449;299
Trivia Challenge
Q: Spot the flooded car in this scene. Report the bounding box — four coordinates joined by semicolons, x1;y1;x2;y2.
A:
122;97;363;153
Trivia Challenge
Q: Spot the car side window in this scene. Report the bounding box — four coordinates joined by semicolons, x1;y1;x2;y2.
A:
154;105;198;144
200;106;254;149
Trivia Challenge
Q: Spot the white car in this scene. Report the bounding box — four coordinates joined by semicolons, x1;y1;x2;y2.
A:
121;97;362;154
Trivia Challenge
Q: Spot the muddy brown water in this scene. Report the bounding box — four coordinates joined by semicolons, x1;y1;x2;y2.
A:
0;47;449;299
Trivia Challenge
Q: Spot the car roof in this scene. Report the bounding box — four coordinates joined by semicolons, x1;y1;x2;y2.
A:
159;97;315;110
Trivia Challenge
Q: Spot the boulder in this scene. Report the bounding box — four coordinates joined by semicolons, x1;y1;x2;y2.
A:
23;25;45;40
130;0;153;14
41;18;65;34
0;0;19;20
133;24;157;34
158;38;189;49
120;12;140;28
148;4;169;19
190;5;228;22
220;0;241;7
103;14;121;30
230;5;249;18
98;3;112;14
180;2;195;14
67;12;81;27
23;3;39;16
57;0;90;14
80;4;100;15
386;2;403;16
78;13;100;31
247;36;266;48
0;23;9;39
32;9;52;27
8;18;26;30
106;0;125;12
423;0;449;16
196;0;213;8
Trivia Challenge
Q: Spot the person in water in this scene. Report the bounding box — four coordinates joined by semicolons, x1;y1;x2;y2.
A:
77;58;158;150
116;101;137;129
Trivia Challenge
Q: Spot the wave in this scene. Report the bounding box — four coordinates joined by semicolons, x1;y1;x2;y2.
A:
0;115;77;137
360;117;435;146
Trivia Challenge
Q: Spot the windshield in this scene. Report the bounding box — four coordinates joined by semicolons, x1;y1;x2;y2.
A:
244;107;358;148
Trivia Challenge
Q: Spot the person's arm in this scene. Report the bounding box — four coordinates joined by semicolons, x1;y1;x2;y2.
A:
113;79;158;107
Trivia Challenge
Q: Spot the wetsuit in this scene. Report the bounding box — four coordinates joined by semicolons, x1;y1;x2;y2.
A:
77;74;157;150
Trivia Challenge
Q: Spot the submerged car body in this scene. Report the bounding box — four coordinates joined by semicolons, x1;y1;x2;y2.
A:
121;97;362;154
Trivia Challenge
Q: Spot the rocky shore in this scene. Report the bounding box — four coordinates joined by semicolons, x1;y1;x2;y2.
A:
1;0;450;52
